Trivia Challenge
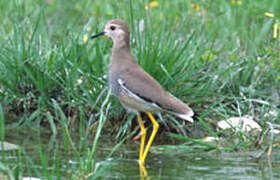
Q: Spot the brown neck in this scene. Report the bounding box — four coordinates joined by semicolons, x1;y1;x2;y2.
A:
111;38;135;66
112;34;130;50
111;35;131;60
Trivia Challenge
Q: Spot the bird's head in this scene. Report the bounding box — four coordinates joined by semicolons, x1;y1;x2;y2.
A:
91;19;130;46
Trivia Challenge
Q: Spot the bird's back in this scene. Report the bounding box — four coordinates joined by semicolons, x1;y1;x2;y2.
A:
109;51;193;121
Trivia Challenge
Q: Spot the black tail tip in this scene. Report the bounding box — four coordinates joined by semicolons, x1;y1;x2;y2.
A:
193;110;199;121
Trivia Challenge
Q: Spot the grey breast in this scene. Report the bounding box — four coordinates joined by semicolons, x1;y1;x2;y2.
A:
108;66;121;97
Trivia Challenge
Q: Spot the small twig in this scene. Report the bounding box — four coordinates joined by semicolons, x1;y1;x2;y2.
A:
266;122;274;157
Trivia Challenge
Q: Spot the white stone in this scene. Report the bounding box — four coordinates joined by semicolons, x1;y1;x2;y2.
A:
218;116;262;132
272;129;280;134
22;177;41;180
0;141;19;151
202;136;219;142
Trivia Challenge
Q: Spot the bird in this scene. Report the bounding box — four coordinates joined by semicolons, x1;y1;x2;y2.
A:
91;19;194;165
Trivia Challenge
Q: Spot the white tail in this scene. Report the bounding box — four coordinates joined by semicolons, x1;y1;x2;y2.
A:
173;107;194;122
174;113;194;122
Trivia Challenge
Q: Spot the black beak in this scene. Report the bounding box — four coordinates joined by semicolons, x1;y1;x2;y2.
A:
91;32;105;39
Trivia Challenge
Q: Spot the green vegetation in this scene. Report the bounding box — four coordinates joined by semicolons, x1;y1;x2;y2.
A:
0;0;279;179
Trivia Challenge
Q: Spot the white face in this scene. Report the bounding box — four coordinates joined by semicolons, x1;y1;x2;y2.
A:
104;23;125;40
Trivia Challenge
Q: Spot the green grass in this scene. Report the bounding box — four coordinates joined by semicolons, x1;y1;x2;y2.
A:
0;0;280;178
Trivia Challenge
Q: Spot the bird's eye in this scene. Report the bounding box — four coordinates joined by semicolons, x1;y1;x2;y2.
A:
110;26;116;31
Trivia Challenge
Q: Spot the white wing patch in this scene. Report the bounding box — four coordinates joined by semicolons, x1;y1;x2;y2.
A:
117;78;161;110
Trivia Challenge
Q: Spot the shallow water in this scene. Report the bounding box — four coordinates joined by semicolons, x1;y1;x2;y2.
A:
1;128;280;180
101;147;280;180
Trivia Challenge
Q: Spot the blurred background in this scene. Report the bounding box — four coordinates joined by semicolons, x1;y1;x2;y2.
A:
0;0;279;179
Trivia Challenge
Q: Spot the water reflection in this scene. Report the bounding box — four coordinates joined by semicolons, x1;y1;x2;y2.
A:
139;163;149;180
107;150;280;179
1;128;280;179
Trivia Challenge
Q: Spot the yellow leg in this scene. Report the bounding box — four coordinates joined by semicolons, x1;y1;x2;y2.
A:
139;161;148;179
141;112;159;164
137;113;146;164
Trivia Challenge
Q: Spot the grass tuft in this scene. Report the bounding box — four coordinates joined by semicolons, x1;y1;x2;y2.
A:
0;0;279;178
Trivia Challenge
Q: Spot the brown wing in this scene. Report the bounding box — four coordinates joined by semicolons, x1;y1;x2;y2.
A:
119;63;193;116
